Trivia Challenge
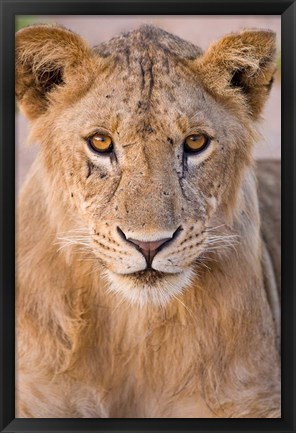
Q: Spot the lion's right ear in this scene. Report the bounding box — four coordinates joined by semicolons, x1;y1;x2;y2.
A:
16;25;94;120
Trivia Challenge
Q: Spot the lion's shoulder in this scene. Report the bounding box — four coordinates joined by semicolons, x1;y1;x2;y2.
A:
256;159;281;287
256;159;281;347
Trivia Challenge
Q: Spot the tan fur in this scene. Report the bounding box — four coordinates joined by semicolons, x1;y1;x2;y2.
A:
16;25;280;418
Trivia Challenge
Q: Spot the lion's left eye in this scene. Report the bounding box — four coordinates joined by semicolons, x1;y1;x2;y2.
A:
184;134;210;153
88;133;113;153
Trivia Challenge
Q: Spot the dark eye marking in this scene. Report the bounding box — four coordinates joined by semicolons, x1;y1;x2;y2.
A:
86;161;93;179
86;161;108;180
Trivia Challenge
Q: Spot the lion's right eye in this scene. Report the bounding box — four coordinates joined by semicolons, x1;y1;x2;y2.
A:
88;133;113;154
184;134;210;154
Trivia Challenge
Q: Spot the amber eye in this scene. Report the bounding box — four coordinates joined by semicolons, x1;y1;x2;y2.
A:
184;134;209;153
88;133;113;153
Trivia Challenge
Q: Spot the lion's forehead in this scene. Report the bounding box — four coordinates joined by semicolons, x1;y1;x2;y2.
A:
87;34;206;119
92;54;198;109
64;62;221;139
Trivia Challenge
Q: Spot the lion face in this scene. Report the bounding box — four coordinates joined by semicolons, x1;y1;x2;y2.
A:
16;25;276;306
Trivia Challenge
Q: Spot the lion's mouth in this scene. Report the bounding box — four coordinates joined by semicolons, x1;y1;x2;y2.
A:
126;269;171;285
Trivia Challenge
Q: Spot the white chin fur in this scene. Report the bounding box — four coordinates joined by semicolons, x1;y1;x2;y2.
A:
103;269;194;308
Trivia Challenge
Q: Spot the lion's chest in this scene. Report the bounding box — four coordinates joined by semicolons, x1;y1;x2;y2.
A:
77;319;212;417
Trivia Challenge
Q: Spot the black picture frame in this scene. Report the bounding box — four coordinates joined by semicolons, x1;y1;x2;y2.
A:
0;0;295;432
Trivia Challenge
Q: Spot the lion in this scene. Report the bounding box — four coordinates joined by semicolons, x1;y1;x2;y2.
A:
15;24;280;418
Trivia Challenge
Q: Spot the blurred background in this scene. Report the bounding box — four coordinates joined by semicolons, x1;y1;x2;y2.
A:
16;15;281;193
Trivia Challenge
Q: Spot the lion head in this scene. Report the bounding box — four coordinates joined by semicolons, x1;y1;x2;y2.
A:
16;25;276;306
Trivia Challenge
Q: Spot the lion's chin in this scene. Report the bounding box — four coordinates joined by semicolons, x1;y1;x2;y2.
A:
103;268;194;307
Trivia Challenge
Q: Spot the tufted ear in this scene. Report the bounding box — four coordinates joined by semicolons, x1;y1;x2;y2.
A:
16;25;94;120
197;30;277;118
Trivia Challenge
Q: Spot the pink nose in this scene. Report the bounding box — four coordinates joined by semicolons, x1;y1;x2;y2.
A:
127;237;171;267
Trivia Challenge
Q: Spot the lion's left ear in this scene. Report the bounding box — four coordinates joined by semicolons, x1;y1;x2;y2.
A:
196;30;277;118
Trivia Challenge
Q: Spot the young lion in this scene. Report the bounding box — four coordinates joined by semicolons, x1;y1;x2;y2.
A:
16;25;280;418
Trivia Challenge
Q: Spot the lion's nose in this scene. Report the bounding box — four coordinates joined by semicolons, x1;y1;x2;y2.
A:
127;237;171;267
117;227;182;268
